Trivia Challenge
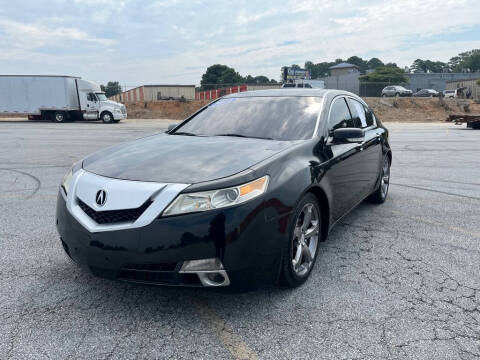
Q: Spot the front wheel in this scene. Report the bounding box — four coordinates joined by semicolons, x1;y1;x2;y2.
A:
367;156;391;204
281;193;321;288
101;111;114;123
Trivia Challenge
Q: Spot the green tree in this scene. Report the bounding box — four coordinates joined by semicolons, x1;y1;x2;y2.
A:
366;57;384;70
449;49;480;72
200;64;244;89
347;56;369;73
304;61;335;78
359;65;408;83
100;81;122;97
410;59;448;73
245;75;270;84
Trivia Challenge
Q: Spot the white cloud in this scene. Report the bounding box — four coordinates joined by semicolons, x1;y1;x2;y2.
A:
0;19;115;49
0;0;478;85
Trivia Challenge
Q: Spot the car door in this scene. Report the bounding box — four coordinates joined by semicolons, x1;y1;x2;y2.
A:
323;97;365;222
85;92;99;117
346;98;383;199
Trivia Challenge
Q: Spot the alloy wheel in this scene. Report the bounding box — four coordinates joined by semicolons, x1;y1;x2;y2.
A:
291;203;319;277
381;157;390;198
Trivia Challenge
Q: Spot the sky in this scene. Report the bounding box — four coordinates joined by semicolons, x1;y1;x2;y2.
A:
0;0;479;87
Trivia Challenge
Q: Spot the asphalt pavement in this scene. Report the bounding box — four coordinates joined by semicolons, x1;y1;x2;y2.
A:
1;119;479;359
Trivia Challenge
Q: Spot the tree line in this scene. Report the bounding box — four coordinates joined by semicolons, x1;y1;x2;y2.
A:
200;64;277;90
102;49;480;95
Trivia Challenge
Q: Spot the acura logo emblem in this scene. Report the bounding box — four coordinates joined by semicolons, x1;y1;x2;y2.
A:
95;190;107;206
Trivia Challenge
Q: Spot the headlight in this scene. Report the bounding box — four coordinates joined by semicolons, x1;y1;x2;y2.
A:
61;162;81;195
114;108;122;113
61;168;73;195
163;176;269;216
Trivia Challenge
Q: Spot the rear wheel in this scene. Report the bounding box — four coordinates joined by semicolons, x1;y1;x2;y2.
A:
368;156;391;204
281;193;321;288
53;111;67;123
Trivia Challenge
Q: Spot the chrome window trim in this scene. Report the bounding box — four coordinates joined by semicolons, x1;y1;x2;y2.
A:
345;95;377;129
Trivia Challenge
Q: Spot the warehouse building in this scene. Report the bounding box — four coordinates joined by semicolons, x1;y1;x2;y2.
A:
110;84;196;102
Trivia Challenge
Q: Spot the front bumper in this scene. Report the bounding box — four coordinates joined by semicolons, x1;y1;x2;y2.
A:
113;112;127;120
56;190;283;288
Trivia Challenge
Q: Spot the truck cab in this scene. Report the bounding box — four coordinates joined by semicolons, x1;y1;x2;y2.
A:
77;79;127;123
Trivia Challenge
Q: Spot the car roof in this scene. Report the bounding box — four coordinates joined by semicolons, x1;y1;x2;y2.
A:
224;88;341;98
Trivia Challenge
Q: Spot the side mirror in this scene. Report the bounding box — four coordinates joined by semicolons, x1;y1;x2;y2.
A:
167;123;179;133
332;128;364;142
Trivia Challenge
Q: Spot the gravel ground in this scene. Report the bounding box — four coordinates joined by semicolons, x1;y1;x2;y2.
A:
0;119;479;360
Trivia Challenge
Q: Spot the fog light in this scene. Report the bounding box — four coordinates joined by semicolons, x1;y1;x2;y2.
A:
179;258;224;272
207;272;225;283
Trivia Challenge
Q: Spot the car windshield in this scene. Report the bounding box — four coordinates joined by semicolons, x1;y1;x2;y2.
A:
173;97;323;141
96;93;107;101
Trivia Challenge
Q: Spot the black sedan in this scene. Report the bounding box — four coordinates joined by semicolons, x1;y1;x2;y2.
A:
413;89;439;97
56;89;392;288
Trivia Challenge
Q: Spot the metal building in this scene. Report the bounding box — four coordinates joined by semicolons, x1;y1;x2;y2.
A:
111;85;196;102
446;77;480;99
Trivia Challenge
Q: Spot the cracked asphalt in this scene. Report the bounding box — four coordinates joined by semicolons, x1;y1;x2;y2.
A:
1;119;479;359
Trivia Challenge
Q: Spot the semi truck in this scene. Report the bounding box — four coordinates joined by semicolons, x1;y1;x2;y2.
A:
0;75;127;123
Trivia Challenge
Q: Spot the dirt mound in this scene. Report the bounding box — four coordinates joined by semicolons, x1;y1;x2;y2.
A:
126;100;208;120
364;97;480;122
125;98;480;122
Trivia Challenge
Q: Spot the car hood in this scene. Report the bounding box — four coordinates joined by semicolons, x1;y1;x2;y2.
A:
82;133;296;184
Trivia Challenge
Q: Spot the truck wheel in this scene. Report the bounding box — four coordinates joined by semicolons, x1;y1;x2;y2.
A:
53;111;67;123
101;111;113;123
472;122;480;130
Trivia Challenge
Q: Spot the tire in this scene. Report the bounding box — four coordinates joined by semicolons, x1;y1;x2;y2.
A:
101;111;114;123
53;111;67;123
281;193;321;288
471;122;480;130
367;156;391;204
395;92;400;97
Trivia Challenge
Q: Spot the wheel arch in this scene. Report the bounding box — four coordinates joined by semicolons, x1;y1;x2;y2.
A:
305;185;330;241
100;110;113;117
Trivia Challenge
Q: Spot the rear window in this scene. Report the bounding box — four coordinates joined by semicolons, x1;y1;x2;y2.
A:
174;97;323;141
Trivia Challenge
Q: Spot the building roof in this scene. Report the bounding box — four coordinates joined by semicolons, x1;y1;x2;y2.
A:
328;62;359;70
143;84;195;88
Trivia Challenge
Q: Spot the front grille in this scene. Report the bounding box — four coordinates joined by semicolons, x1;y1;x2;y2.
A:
121;106;126;114
77;198;153;224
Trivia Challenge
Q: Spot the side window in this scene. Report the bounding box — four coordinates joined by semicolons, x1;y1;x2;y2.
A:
328;97;355;132
86;93;96;101
346;98;368;128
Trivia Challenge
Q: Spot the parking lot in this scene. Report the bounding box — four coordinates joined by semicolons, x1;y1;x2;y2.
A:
1;119;479;360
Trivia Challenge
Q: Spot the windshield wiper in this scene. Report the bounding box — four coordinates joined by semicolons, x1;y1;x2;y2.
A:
214;133;273;140
172;131;197;136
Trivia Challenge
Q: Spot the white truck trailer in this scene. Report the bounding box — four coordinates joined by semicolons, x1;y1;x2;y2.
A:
0;75;127;123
